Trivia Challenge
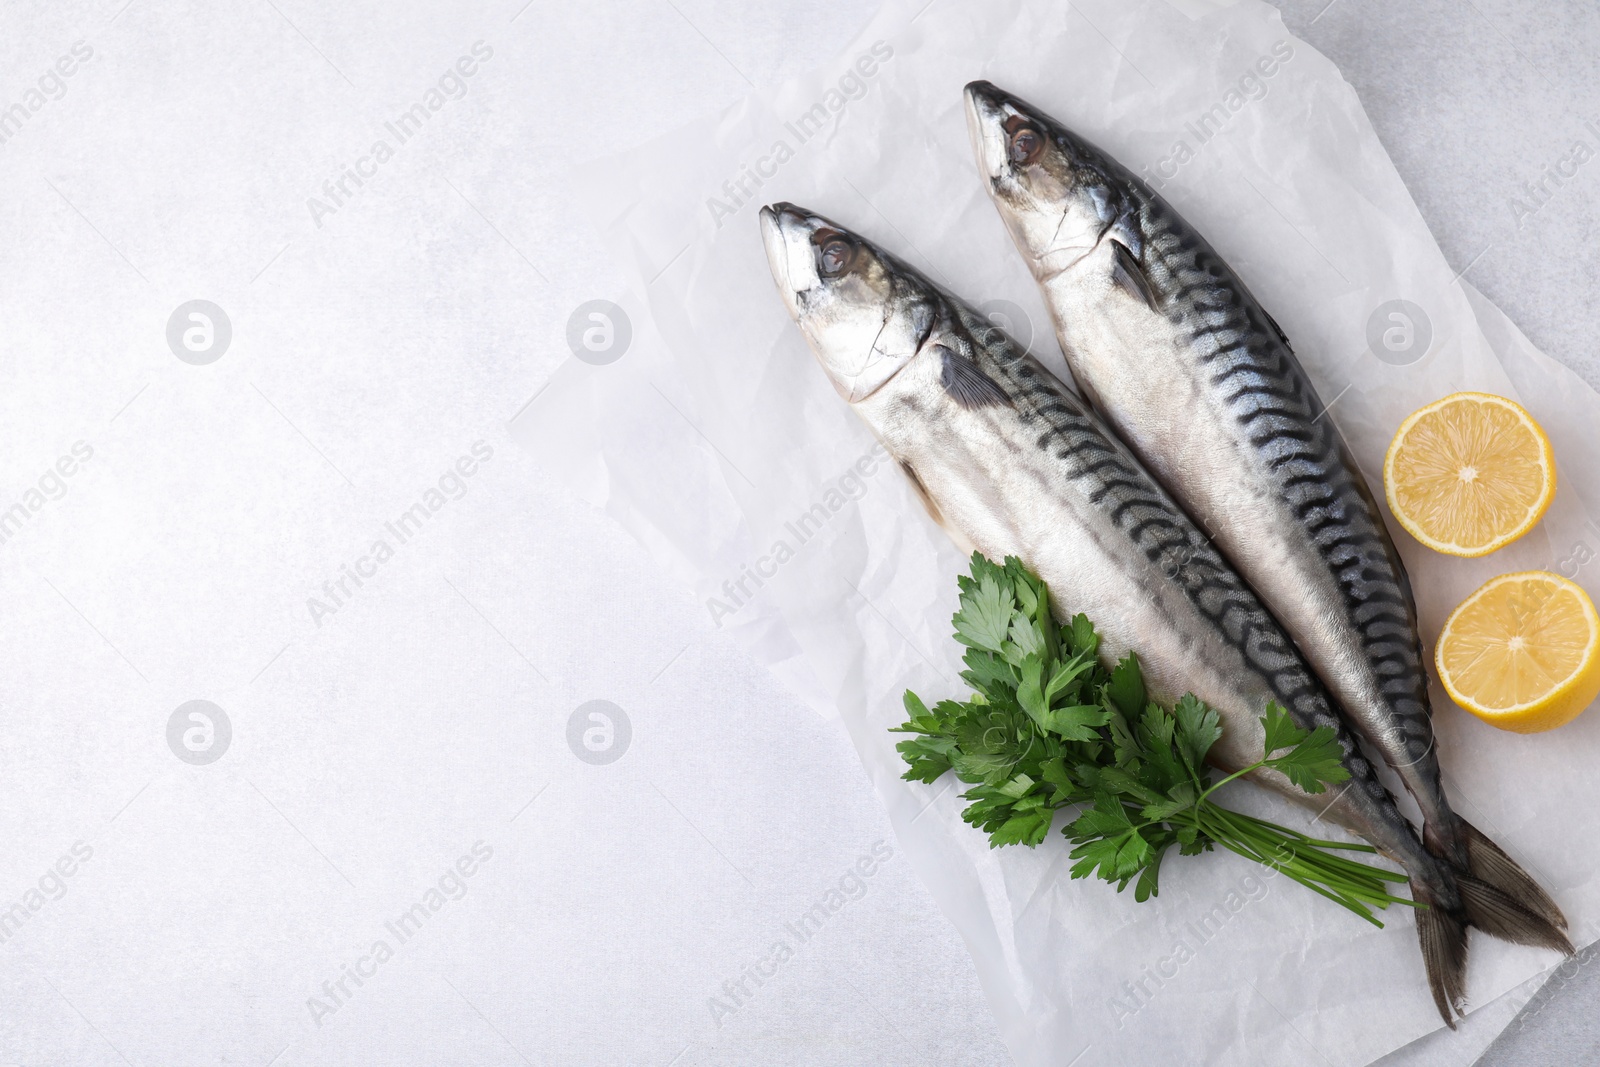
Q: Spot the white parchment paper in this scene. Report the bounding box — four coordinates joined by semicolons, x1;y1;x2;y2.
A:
514;0;1600;1062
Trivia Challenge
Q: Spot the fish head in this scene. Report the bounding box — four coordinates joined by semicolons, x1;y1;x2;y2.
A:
965;80;1119;278
760;202;934;403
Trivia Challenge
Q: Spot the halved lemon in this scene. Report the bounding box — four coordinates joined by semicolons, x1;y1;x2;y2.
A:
1384;392;1555;557
1436;571;1600;733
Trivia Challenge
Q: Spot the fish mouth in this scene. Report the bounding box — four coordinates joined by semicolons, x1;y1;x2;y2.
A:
964;80;1044;179
760;201;810;300
762;200;845;301
759;202;874;402
963;80;1011;183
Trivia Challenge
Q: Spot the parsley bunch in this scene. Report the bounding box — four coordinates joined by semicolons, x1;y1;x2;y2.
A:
894;554;1416;925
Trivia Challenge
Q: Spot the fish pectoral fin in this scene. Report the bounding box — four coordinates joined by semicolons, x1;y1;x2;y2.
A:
898;460;947;528
936;344;1010;409
1110;239;1159;313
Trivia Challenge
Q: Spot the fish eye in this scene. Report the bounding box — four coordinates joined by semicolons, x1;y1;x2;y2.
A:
818;236;855;278
1009;127;1043;165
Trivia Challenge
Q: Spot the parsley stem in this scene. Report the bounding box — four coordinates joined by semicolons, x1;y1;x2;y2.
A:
1195;806;1419;924
1193;761;1264;805
1220;811;1409;886
1105;796;1417;924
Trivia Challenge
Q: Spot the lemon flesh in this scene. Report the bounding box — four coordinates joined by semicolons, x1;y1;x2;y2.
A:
1385;391;1555;558
1437;571;1600;733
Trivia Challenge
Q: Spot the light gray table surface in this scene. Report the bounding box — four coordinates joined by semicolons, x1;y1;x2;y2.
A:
0;1;1592;1066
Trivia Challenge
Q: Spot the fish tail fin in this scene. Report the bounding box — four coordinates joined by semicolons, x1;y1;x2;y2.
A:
1421;814;1570;935
1451;818;1569;932
1411;853;1573;1029
1412;880;1468;1028
1457;874;1574;956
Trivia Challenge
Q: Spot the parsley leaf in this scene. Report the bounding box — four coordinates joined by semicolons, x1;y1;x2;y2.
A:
1260;699;1308;756
1104;653;1145;718
954;570;1012;653
1172;694;1222;780
892;554;1411;925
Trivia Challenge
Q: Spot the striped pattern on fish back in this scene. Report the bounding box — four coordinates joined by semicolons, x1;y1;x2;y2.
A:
1123;178;1440;787
946;298;1394;808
